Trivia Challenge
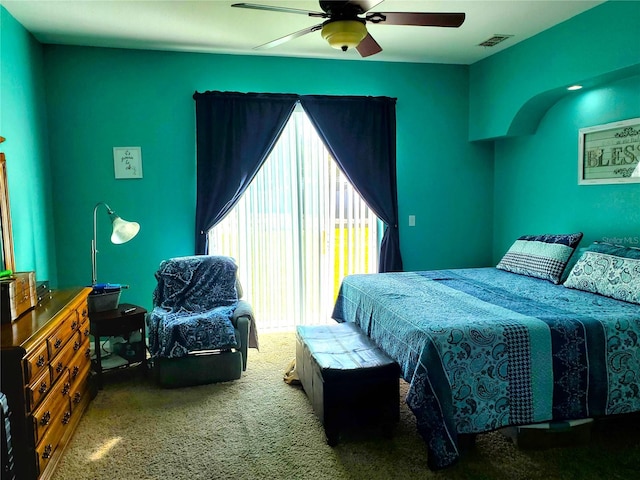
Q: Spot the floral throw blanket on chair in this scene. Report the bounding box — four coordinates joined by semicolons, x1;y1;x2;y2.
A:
147;255;239;359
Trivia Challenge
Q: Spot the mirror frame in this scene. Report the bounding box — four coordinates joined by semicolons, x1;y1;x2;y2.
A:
1;136;16;272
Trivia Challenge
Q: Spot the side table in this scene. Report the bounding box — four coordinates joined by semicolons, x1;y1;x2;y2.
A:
89;303;147;389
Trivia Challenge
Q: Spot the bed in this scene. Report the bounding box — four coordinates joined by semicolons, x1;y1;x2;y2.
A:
332;237;640;470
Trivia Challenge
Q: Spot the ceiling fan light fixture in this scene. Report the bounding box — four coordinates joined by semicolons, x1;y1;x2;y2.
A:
321;20;367;51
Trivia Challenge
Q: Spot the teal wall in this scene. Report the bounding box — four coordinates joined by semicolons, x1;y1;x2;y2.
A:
469;1;640;141
41;45;491;309
492;75;640;260
467;0;640;261
0;7;57;281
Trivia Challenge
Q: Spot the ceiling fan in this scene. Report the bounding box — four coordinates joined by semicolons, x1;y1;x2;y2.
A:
232;1;466;57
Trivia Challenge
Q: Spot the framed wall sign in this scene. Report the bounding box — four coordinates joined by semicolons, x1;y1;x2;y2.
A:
578;117;640;185
113;147;143;179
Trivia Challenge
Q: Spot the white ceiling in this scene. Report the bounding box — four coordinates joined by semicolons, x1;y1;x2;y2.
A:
1;0;605;64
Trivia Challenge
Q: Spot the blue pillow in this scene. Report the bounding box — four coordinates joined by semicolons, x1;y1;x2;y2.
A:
584;241;640;259
564;242;640;304
496;232;583;284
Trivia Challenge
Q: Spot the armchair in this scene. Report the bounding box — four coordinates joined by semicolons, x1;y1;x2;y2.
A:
146;255;258;388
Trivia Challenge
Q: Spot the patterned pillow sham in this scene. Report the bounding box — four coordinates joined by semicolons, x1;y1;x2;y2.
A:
496;232;583;284
564;247;640;305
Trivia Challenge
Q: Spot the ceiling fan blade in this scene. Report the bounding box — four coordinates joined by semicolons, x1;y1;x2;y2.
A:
254;24;324;50
356;32;382;57
232;3;326;18
366;12;465;27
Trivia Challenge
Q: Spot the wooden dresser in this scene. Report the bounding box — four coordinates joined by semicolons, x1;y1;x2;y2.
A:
1;287;92;480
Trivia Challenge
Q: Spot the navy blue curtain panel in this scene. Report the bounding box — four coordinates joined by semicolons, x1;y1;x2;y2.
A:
300;95;403;273
193;91;402;273
193;91;298;254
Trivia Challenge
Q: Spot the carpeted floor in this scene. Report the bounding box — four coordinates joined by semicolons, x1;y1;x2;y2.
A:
52;331;640;480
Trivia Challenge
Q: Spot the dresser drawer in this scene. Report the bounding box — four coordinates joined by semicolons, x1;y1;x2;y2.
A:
71;329;89;355
79;307;90;341
69;360;91;412
25;340;49;385
68;335;91;383
32;371;71;445
35;400;73;478
46;310;77;361
27;366;52;412
78;300;89;330
50;331;83;385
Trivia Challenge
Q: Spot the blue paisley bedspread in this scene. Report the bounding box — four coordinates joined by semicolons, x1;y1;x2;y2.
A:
332;267;640;470
147;255;239;359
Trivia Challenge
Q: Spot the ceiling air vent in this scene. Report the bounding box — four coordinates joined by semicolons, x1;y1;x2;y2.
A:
478;34;513;47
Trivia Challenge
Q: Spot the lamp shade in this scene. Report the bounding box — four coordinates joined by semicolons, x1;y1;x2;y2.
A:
110;215;140;244
321;20;367;51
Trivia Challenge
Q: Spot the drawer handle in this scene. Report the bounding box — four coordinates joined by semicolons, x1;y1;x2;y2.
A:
73;392;81;404
74;340;81;351
54;338;62;349
85;348;91;359
36;355;46;367
39;382;48;395
56;362;64;373
71;320;79;330
42;444;52;460
40;411;51;426
71;366;80;378
84;328;90;337
82;307;88;318
62;411;71;425
62;382;71;395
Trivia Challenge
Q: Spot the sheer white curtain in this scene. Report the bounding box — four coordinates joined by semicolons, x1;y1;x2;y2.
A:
208;108;378;330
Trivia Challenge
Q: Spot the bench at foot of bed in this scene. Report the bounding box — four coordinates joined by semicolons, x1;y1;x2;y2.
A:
296;322;400;446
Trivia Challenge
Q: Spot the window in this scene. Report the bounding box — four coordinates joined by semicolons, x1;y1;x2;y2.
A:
208;108;379;330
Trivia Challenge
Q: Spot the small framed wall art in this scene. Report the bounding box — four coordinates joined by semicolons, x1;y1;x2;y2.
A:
113;147;143;179
578;117;640;185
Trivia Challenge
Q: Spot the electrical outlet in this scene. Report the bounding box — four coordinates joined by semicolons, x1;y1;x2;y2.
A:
408;215;416;227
